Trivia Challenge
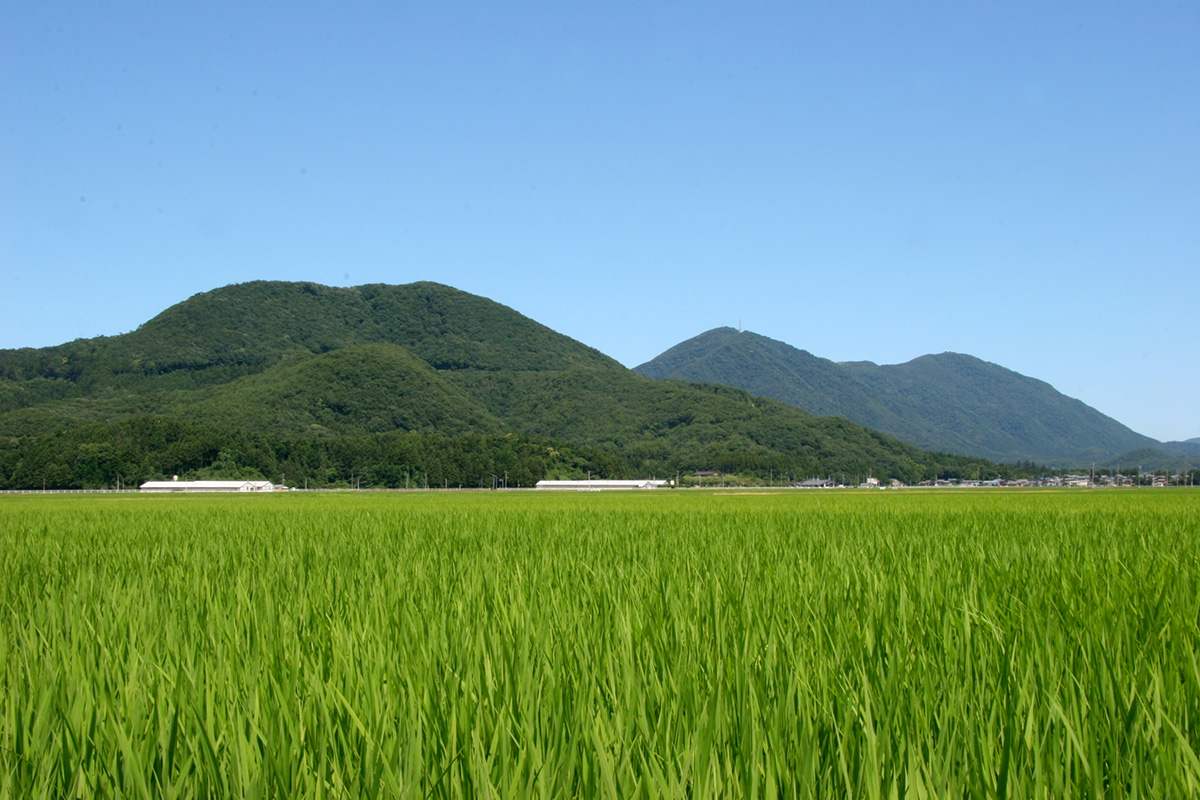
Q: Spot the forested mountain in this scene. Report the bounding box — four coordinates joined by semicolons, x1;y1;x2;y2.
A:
1141;439;1200;474
636;327;1159;465
0;281;986;489
1106;446;1199;474
0;281;618;395
1162;439;1200;455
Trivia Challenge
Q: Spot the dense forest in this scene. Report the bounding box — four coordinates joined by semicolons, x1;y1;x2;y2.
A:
636;327;1165;464
0;415;1023;491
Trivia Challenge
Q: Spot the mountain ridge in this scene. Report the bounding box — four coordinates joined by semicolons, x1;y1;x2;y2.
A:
635;327;1159;465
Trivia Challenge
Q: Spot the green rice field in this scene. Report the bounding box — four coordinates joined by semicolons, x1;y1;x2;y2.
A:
2;489;1199;798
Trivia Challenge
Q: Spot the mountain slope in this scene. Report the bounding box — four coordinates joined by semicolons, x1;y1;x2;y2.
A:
0;281;620;399
635;328;881;420
1108;446;1199;473
171;344;505;437
840;353;1157;463
636;327;1157;464
1160;439;1200;458
444;365;938;480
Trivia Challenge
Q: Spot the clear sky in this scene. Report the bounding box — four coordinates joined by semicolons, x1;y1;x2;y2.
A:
2;2;1197;442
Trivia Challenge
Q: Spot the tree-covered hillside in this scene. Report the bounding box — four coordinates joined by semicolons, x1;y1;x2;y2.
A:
636;327;1158;465
0;281;619;396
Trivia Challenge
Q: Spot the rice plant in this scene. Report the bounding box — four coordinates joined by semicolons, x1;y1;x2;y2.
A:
1;489;1198;797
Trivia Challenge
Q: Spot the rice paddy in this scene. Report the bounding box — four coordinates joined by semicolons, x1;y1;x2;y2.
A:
2;489;1198;798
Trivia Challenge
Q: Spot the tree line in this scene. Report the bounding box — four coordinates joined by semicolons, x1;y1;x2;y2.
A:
0;415;1027;491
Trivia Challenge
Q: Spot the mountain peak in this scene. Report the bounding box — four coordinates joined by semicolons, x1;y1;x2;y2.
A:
637;330;1157;464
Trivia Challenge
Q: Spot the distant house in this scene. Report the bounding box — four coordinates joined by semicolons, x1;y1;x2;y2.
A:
798;478;836;488
535;480;669;491
140;480;276;493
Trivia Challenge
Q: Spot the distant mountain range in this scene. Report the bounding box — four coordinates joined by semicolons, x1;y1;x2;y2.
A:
0;281;983;488
635;327;1183;466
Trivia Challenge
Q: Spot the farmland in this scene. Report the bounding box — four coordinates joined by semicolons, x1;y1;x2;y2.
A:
2;490;1199;798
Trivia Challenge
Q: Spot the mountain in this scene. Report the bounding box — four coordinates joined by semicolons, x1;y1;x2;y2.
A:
635;327;1158;465
1160;439;1200;459
0;280;618;394
0;282;985;489
634;327;880;420
1108;446;1199;474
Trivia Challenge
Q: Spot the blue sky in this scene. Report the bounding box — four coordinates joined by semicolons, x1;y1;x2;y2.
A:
2;2;1197;442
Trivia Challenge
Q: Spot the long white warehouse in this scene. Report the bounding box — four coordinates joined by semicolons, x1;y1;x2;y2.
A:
535;479;669;491
140;480;276;493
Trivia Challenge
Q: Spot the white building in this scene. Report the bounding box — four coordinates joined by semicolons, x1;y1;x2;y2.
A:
140;480;276;493
535;479;669;491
